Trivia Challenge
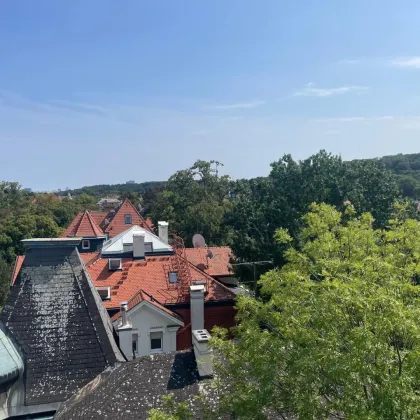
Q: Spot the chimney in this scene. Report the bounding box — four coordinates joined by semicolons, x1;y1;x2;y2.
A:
192;329;213;378
158;221;169;243
133;232;145;259
190;284;205;331
117;301;134;360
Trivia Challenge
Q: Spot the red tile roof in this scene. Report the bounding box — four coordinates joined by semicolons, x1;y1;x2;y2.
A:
90;212;109;230
81;252;235;310
105;199;152;238
110;289;183;322
185;246;234;277
61;210;104;238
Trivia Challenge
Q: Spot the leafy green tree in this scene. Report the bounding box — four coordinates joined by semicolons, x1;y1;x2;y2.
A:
0;258;11;308
228;151;401;286
211;203;420;419
0;215;62;263
150;160;232;246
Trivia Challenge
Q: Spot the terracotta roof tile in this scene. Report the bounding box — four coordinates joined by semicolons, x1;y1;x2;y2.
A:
111;290;183;322
185;246;234;277
62;210;104;238
83;253;235;309
105;199;152;238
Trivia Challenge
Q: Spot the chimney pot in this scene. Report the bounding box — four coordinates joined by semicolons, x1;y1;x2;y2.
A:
190;284;205;331
158;221;169;244
133;232;145;259
120;301;129;328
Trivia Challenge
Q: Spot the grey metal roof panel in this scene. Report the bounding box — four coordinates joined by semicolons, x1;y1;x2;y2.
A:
0;323;23;387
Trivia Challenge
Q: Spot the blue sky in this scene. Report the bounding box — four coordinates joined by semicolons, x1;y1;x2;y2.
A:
1;1;420;190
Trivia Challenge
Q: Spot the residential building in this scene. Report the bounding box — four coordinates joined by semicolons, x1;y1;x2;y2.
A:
96;197;122;209
54;289;216;420
0;238;124;419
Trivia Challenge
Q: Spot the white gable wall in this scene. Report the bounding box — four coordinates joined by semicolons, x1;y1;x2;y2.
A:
114;303;182;358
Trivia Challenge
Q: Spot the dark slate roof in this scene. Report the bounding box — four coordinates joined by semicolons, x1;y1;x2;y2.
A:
54;351;210;420
0;239;124;407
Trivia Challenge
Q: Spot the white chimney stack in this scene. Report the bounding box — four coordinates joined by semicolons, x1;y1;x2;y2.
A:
192;329;213;378
117;301;134;360
158;221;169;244
133;231;145;259
190;284;205;331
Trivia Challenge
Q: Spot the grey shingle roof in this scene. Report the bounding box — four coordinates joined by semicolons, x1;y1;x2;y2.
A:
0;239;124;407
54;351;206;420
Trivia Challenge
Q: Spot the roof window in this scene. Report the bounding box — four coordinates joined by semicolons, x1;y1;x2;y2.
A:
109;258;122;271
96;287;111;301
169;272;178;283
82;239;90;250
125;214;132;224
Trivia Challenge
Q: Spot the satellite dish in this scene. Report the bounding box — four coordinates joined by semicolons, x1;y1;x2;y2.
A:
192;234;206;248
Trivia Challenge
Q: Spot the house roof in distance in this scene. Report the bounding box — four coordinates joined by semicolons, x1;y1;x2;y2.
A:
185;246;235;277
54;350;211;420
0;238;124;408
101;225;172;255
62;210;105;238
105;199;152;238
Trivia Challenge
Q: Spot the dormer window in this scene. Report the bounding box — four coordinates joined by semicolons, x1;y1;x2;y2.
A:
96;287;110;301
82;239;90;250
125;214;132;224
109;258;122;271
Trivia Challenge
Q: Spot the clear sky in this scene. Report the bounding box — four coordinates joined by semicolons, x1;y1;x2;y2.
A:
1;1;420;191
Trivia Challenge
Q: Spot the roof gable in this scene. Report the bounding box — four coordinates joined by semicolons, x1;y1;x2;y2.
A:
62;210;105;238
102;225;172;255
0;239;124;406
111;290;183;325
105;199;152;238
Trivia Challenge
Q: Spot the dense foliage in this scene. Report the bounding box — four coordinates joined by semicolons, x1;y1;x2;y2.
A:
151;203;420;419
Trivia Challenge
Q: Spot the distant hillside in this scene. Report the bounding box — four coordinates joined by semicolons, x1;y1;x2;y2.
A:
60;181;166;197
375;152;420;199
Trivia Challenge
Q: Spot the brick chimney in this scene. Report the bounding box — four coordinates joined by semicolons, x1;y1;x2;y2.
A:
133;231;145;259
158;221;169;244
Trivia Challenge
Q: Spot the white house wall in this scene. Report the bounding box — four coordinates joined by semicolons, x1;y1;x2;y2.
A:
114;305;181;358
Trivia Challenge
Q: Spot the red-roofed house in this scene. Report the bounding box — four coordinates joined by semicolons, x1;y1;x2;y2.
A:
105;198;152;238
61;210;106;252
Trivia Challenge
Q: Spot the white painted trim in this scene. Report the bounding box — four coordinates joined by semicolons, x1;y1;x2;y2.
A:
82;239;90;249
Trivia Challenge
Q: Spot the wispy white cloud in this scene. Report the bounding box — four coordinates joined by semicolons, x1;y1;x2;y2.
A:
294;83;368;97
206;100;265;110
390;57;420;68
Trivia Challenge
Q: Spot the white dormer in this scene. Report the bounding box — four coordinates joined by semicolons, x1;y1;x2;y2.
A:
101;226;173;257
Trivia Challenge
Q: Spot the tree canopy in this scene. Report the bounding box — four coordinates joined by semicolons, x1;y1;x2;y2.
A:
151;203;420;419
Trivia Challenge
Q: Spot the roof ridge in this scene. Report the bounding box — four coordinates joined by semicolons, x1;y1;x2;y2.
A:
85;210;104;236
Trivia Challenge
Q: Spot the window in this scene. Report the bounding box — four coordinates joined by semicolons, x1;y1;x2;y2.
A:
169;272;178;284
145;242;153;253
109;258;122;270
125;214;132;224
132;333;138;355
96;287;110;301
150;331;163;353
82;239;90;250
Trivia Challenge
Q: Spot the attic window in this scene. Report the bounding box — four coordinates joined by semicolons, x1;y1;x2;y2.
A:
125;214;132;224
169;272;178;283
109;258;122;271
96;287;110;301
145;242;153;253
82;239;90;250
